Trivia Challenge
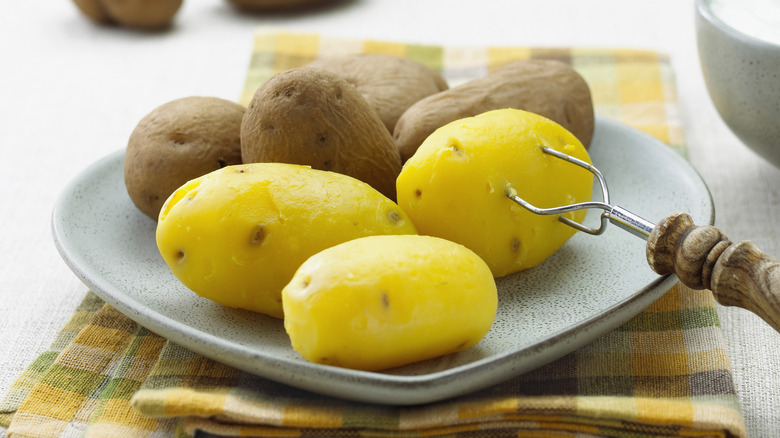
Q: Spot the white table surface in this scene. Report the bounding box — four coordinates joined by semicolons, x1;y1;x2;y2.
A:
2;1;779;437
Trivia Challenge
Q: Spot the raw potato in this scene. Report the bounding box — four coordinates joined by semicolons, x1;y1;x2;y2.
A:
306;54;449;133
282;234;497;371
72;0;182;29
226;0;343;12
396;108;593;278
394;59;595;162
241;67;403;201
124;96;245;220
156;163;417;319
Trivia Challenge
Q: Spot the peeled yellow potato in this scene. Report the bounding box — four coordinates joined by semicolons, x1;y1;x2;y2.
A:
396;108;593;277
156;163;417;318
282;234;498;371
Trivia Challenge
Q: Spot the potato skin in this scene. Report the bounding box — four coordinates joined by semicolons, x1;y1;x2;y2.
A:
282;234;497;371
396;109;593;278
156;163;417;319
306;54;449;133
226;0;343;12
393;59;595;162
73;0;182;29
241;67;402;200
124;96;245;220
72;0;111;23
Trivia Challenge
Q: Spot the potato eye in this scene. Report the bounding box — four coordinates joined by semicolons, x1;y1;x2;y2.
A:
447;137;464;155
250;225;267;245
387;210;402;223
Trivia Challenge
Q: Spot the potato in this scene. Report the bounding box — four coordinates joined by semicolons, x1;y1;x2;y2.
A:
125;96;245;220
306;54;449;133
72;0;110;23
226;0;343;12
393;59;595;162
72;0;182;29
396;108;593;278
282;234;497;371
241;67;402;201
156;163;417;319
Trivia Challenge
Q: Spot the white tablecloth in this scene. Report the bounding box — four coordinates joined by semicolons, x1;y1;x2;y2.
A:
2;1;779;436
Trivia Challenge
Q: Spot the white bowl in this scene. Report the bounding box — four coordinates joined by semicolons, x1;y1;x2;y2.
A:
696;0;780;167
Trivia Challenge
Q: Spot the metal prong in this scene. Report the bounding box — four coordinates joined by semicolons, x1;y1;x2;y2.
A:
505;185;611;236
538;147;610;206
504;146;655;240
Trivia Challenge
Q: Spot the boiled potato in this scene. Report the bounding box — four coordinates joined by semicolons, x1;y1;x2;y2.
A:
282;234;497;371
226;0;344;12
72;0;110;23
396;108;593;278
72;0;182;29
156;163;417;319
124;96;245;220
305;54;449;133
241;67;402;201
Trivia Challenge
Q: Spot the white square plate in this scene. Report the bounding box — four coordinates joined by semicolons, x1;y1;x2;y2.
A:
51;116;711;405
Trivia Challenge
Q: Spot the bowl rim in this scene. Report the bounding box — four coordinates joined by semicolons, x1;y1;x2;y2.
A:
696;0;780;49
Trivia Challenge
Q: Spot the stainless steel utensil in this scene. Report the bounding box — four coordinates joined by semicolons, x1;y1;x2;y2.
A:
506;146;780;332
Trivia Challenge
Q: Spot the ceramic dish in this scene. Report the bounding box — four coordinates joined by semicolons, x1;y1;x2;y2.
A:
696;0;780;168
52;116;712;405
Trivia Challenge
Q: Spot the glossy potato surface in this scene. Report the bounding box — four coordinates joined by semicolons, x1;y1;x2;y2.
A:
396;109;593;277
282;235;497;371
156;163;416;318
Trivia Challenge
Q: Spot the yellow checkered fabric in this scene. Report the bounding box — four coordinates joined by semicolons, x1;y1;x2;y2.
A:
1;32;746;437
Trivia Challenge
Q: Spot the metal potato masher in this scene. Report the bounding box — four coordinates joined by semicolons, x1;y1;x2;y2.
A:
505;146;780;333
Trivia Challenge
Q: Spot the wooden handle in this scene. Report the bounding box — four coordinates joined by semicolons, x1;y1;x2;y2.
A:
646;212;780;332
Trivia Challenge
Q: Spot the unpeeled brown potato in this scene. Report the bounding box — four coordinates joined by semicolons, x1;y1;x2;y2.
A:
124;96;245;220
306;54;449;133
393;59;595;162
72;0;110;23
226;0;344;11
72;0;182;29
241;67;402;200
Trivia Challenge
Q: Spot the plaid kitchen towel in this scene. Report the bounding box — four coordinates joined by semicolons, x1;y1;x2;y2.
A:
1;32;746;437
